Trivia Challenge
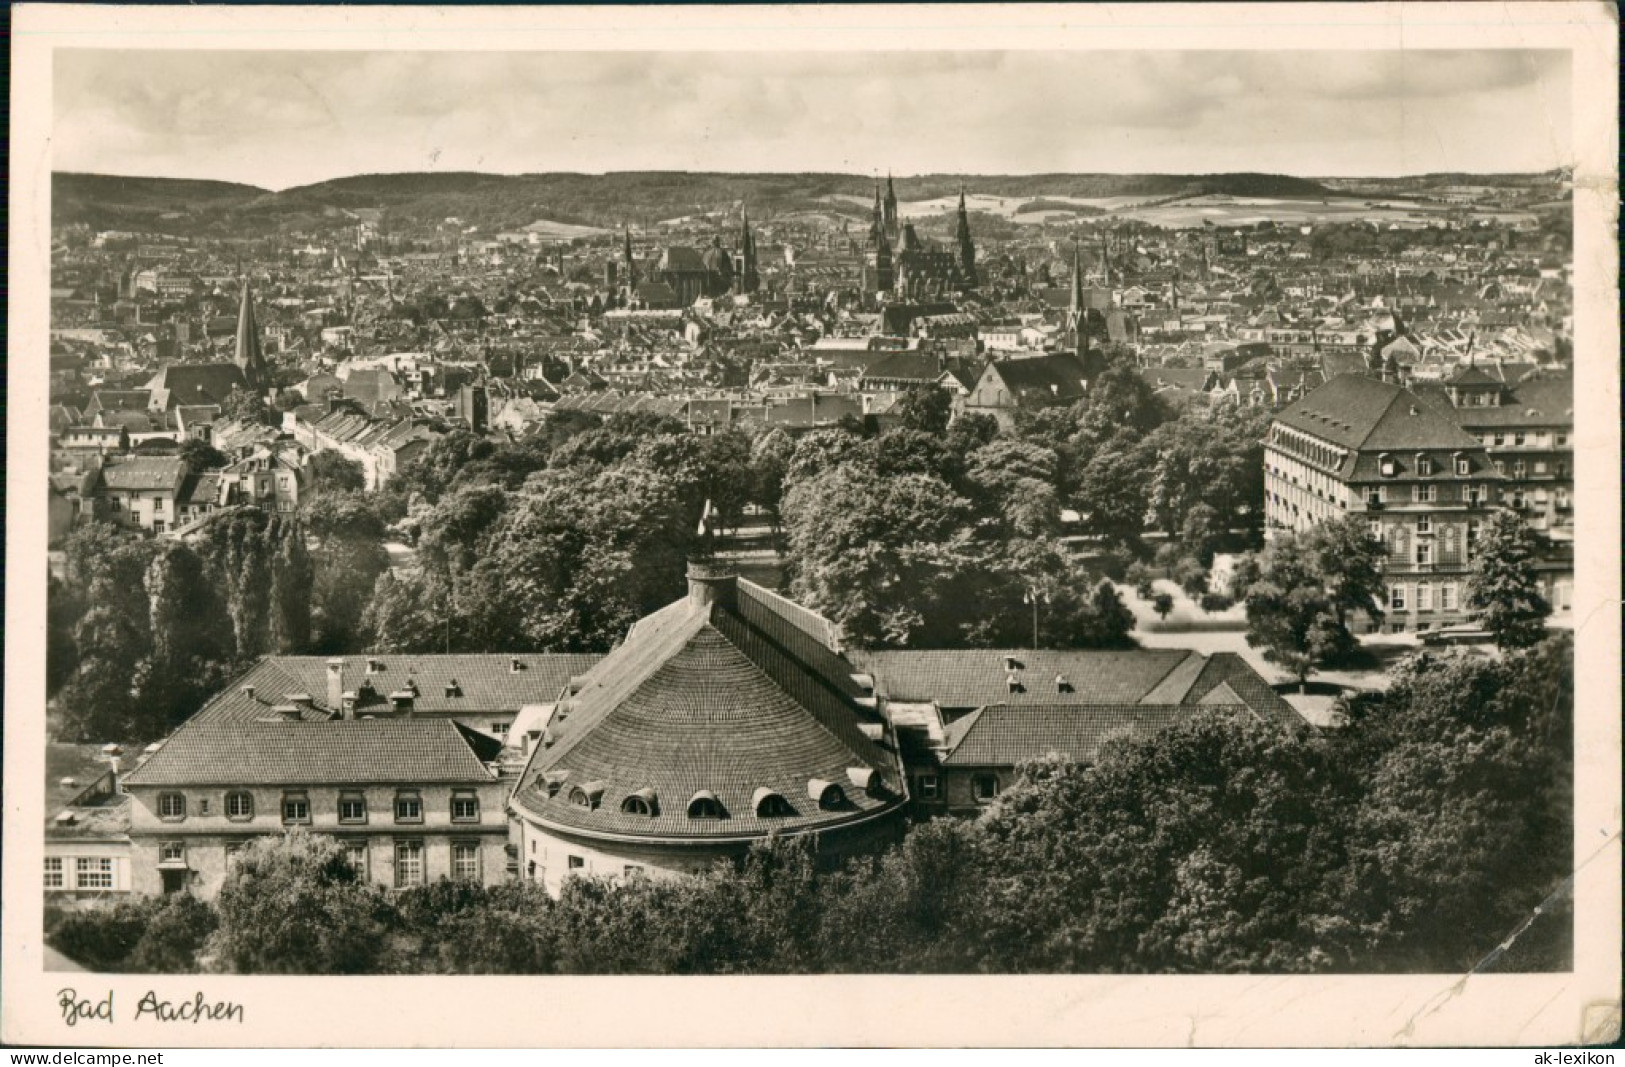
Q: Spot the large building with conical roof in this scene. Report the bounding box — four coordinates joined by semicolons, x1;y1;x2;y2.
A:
509;562;907;892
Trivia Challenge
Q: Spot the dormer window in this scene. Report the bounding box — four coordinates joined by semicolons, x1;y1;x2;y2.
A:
687;791;724;819
1006;672;1024;694
753;789;794;818
569;782;604;810
445;680;463;698
808;779;847;810
1454;453;1470;476
1055;674;1073;694
1415;455;1433;477
621;788;657;816
1378;453;1396;478
366;658;383;674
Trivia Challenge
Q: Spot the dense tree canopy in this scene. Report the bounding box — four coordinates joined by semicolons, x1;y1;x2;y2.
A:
208;831;395;975
1466;511;1553;649
1237;516;1385;687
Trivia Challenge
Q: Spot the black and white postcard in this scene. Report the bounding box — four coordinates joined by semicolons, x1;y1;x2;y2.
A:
4;1;1619;1049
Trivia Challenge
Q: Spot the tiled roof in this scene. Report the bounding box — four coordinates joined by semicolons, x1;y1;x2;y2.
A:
513;583;903;840
1181;653;1303;729
988;352;1090;400
192;653;604;724
860;351;944;383
122;720;498;787
100;457;186;491
1274;374;1484;473
145;363;248;408
660;247;708;274
88;390;153;413
941;703;1210;767
848;648;1194;709
940;653;1304;767
1416;372;1573;431
176;473;220;507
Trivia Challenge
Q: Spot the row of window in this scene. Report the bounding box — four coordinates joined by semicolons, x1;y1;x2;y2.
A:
549;782;851;819
157;790;481;825
908;774;999;803
1362;483;1568;508
1389;582;1460;613
206;838;483;888
1376;453;1474;479
44;856;114;891
1479;431;1568;449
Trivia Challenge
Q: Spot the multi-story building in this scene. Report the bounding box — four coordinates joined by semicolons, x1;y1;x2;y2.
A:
1414;365;1574;612
95;456;189;535
1265;373;1503;633
217;446;304;515
120;719;510;898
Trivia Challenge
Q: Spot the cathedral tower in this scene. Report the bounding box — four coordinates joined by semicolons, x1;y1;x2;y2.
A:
955;185;977;286
233;277;268;393
737;206;760;295
883;172;900;246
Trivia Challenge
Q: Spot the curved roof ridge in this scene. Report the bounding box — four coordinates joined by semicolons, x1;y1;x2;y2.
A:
737;578;845;654
708;609;892;772
533;599;708;772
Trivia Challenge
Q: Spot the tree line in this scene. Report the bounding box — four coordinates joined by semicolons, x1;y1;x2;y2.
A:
50;632;1571;975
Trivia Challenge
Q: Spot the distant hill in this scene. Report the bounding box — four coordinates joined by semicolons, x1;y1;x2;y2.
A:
54;173;267;230
53;168;1560;238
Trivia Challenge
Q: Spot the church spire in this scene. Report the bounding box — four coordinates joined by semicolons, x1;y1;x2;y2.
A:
737;204;759;295
623;226;637;288
1069;243;1085;319
233;276;267;393
883;171;899;245
955;183;977;287
870;180;884;242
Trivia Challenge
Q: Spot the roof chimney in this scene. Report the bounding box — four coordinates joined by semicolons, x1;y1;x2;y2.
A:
326;658;345;713
686;558;738;614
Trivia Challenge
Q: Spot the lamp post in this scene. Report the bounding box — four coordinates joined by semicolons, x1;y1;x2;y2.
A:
1022;588;1047;650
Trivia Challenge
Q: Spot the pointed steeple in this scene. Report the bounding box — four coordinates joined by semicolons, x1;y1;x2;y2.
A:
883;171;899;244
233;277;267;393
955;184;977;287
870;180;885;248
1066;242;1088;349
737;205;759;295
1069;243;1085;319
623;226;637;288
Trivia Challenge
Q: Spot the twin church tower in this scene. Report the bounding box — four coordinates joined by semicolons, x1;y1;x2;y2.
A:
864;173;978;301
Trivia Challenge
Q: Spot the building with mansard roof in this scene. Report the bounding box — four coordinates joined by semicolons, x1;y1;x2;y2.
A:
1265;373;1507;633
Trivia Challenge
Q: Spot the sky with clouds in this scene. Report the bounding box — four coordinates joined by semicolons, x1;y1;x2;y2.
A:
53;49;1571;189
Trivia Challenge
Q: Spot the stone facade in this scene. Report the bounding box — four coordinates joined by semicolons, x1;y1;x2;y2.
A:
125;779;509;898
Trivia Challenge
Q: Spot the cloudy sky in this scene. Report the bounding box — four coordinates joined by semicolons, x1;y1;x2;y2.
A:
53;49;1571;189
